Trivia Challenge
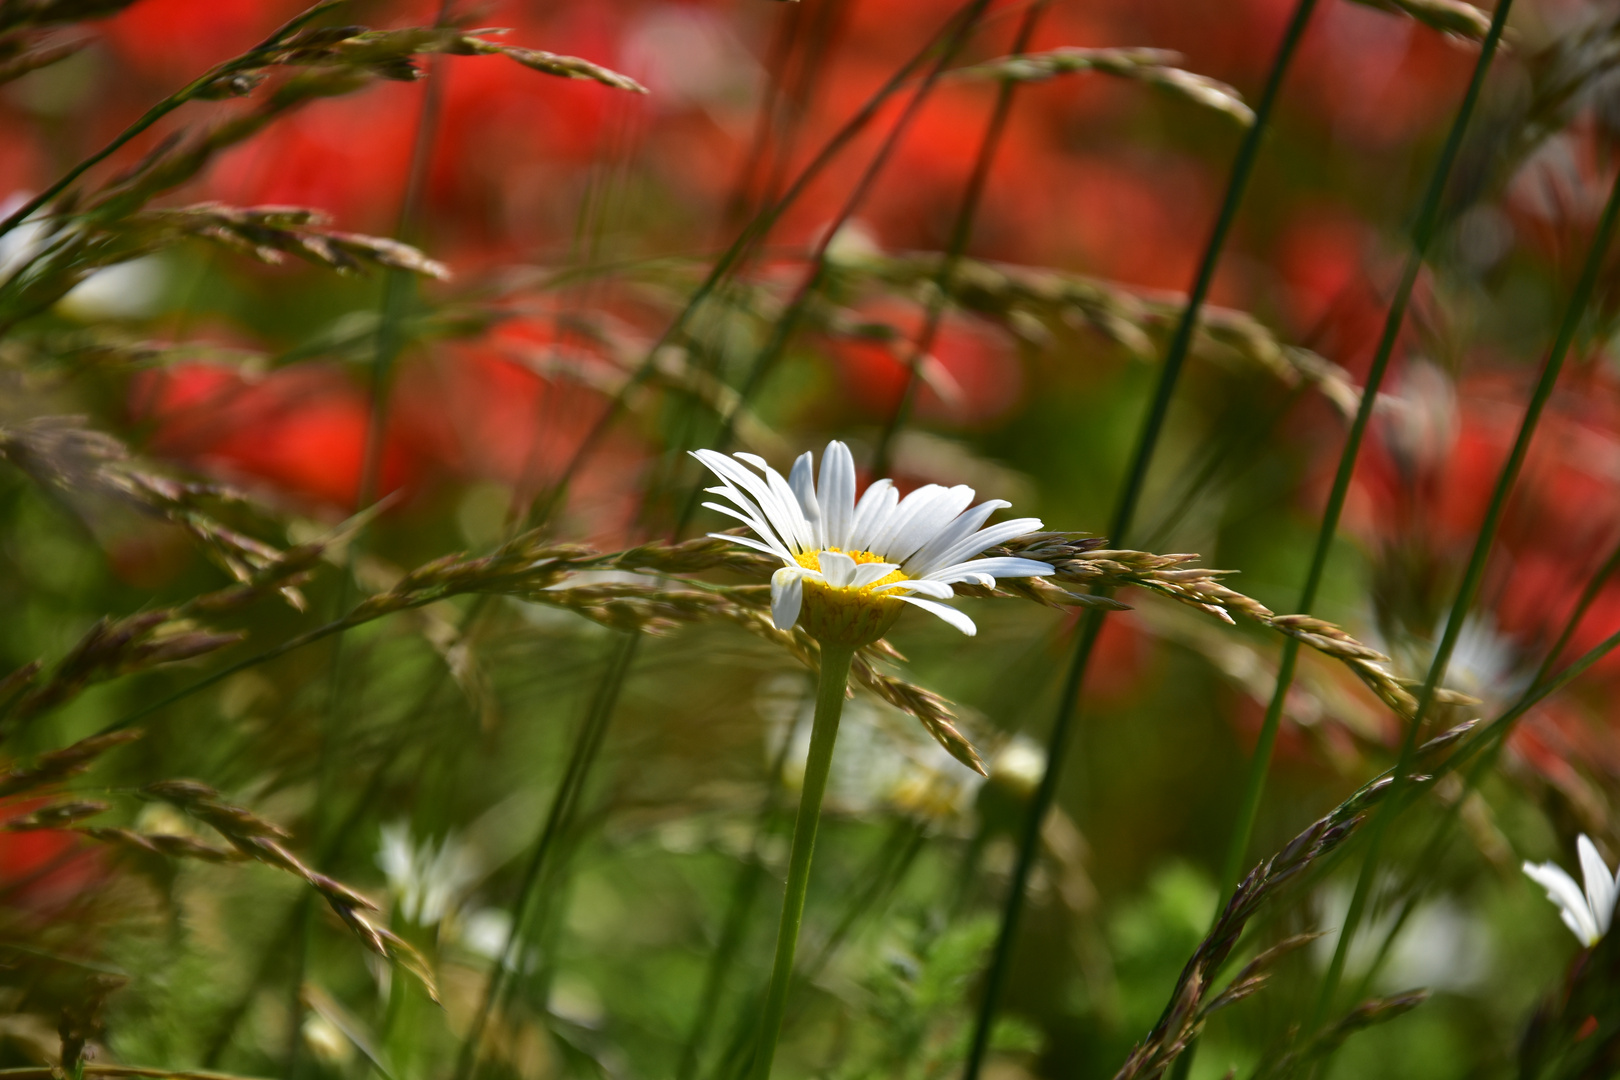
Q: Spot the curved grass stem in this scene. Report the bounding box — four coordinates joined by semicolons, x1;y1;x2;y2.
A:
959;4;1322;1076
1219;0;1514;918
749;643;854;1080
450;632;637;1080
868;0;1049;478
1314;4;1611;1029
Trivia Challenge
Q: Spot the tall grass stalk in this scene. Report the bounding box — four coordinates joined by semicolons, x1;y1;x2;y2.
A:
295;19;456;1066
869;0;1050;478
959;3;1321;1075
450;633;638;1080
1314;126;1618;1027
533;0;986;517
1216;0;1515;908
689;0;995;489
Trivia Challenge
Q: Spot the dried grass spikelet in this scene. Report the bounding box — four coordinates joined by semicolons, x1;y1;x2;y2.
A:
1112;720;1474;1080
0;328;267;376
833;252;1389;422
0;33;87;85
0;415;324;608
259;25;646;93
0;0;143;30
330;533;983;764
140;779;439;1001
138;204;451;279
1;799;110;829
1347;0;1492;40
0;527;359;728
0;417;397;724
956;47;1254;127
8;613;244;725
988;534;1479;725
0;1069;278;1080
0;730;143;799
709;599;987;773
0;0;133;90
0;14;640;328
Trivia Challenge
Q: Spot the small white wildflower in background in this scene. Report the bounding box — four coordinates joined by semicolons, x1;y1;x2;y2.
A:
376;822;480;927
59;256;167;320
1523;834;1620;947
300;1013;353;1067
1311;880;1492;990
989;734;1048;801
692;439;1052;644
1442;613;1528;705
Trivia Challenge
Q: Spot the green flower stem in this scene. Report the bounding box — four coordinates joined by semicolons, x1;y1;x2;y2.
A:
750;643;854;1080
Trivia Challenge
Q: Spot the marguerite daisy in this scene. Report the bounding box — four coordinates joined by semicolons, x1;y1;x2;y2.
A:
692;440;1053;646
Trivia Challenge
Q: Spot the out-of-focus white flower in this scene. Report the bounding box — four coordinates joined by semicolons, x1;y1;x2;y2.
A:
988;735;1047;801
0;190;166;319
1444;613;1528;705
887;737;983;825
619;4;761;110
1312;881;1492;991
0;192;46;281
59;256;167;320
376;822;480;927
1523;834;1620;947
458;907;512;958
692;440;1051;643
300;1013;353;1066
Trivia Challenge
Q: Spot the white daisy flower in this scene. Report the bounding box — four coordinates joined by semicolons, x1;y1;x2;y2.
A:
691;440;1053;645
1522;834;1620;947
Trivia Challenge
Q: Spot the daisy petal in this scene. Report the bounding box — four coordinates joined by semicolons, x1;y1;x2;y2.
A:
740;452;815;552
871;485;976;564
893;486;978;563
1578;835;1617;937
849;478;898;551
818;440;858;550
1525;860;1601;946
704;529;794;564
903;499;1007;577
922;556;1055;584
700;502;796;558
911;517;1045;577
771;567;806;631
788;451;823;548
876;578;954;599
1561;908;1593;944
692;450;809;555
817;550;858;588
900;595;977;636
851;561;902;588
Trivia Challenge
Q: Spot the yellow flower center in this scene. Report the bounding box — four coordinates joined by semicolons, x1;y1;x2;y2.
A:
795;548;909;647
794;548;909;590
